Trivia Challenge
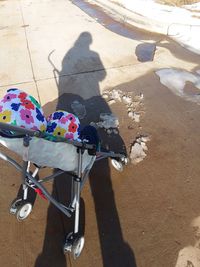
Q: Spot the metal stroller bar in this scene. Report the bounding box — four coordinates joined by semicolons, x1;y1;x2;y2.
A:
0;122;40;137
0;122;96;152
74;148;82;234
38;169;65;183
0;151;72;217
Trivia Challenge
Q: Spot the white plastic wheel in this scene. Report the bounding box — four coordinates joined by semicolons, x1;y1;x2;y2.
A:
111;159;123;172
72;236;85;259
16;202;32;221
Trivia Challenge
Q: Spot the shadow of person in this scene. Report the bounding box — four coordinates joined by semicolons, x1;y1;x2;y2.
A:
35;31;137;267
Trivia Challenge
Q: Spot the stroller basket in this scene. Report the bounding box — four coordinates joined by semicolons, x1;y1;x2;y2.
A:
0;121;127;259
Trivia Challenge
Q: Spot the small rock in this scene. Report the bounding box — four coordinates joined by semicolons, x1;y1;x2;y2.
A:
130;135;150;165
110;89;122;102
102;94;109;99
100;113;119;129
130;142;147;165
133;112;140;123
128;111;135;119
113;129;119;134
96;122;104;128
140;136;151;142
122;95;132;105
128;125;134;130
135;93;144;100
90;122;98;129
132;101;140;108
141;141;148;151
107;99;116;105
107;129;112;134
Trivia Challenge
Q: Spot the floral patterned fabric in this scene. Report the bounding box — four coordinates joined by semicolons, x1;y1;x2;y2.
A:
0;89;80;141
46;110;80;140
0;88;47;132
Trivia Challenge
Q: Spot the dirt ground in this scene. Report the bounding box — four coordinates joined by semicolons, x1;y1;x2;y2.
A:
1;69;200;267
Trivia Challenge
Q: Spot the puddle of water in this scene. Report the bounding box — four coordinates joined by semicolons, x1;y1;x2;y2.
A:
72;0;161;41
135;42;156;62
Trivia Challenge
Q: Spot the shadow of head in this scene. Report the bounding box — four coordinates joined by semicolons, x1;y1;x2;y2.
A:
135;42;156;62
75;31;93;46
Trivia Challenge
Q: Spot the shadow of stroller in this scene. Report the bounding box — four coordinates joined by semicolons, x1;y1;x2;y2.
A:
35;32;137;267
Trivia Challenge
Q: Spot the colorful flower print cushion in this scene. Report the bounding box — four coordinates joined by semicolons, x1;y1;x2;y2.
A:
0;89;80;141
46;111;80;140
0;88;47;132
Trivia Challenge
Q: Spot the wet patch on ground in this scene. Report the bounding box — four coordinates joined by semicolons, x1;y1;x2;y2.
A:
72;0;163;41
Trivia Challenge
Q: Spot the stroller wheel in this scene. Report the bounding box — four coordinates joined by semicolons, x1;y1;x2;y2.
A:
111;159;123;172
9;198;23;215
63;232;74;254
72;236;85;259
122;156;129;165
63;232;85;259
16;202;32;221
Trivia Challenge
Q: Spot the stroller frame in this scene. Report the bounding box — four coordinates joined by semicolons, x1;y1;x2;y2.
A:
0;122;127;259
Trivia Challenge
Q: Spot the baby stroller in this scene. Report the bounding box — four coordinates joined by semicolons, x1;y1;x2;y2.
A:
0;89;128;259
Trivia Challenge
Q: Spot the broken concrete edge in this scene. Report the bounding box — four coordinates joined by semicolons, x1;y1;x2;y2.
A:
130;135;151;165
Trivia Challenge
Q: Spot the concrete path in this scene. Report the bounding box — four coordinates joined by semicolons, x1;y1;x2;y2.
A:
0;0;198;105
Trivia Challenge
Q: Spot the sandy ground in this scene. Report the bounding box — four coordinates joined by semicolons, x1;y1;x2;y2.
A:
1;70;200;267
0;1;200;267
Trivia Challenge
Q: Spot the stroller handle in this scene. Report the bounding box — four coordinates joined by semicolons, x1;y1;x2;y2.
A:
0;122;96;152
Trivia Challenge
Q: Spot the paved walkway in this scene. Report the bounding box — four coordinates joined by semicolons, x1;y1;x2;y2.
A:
1;0;199;105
